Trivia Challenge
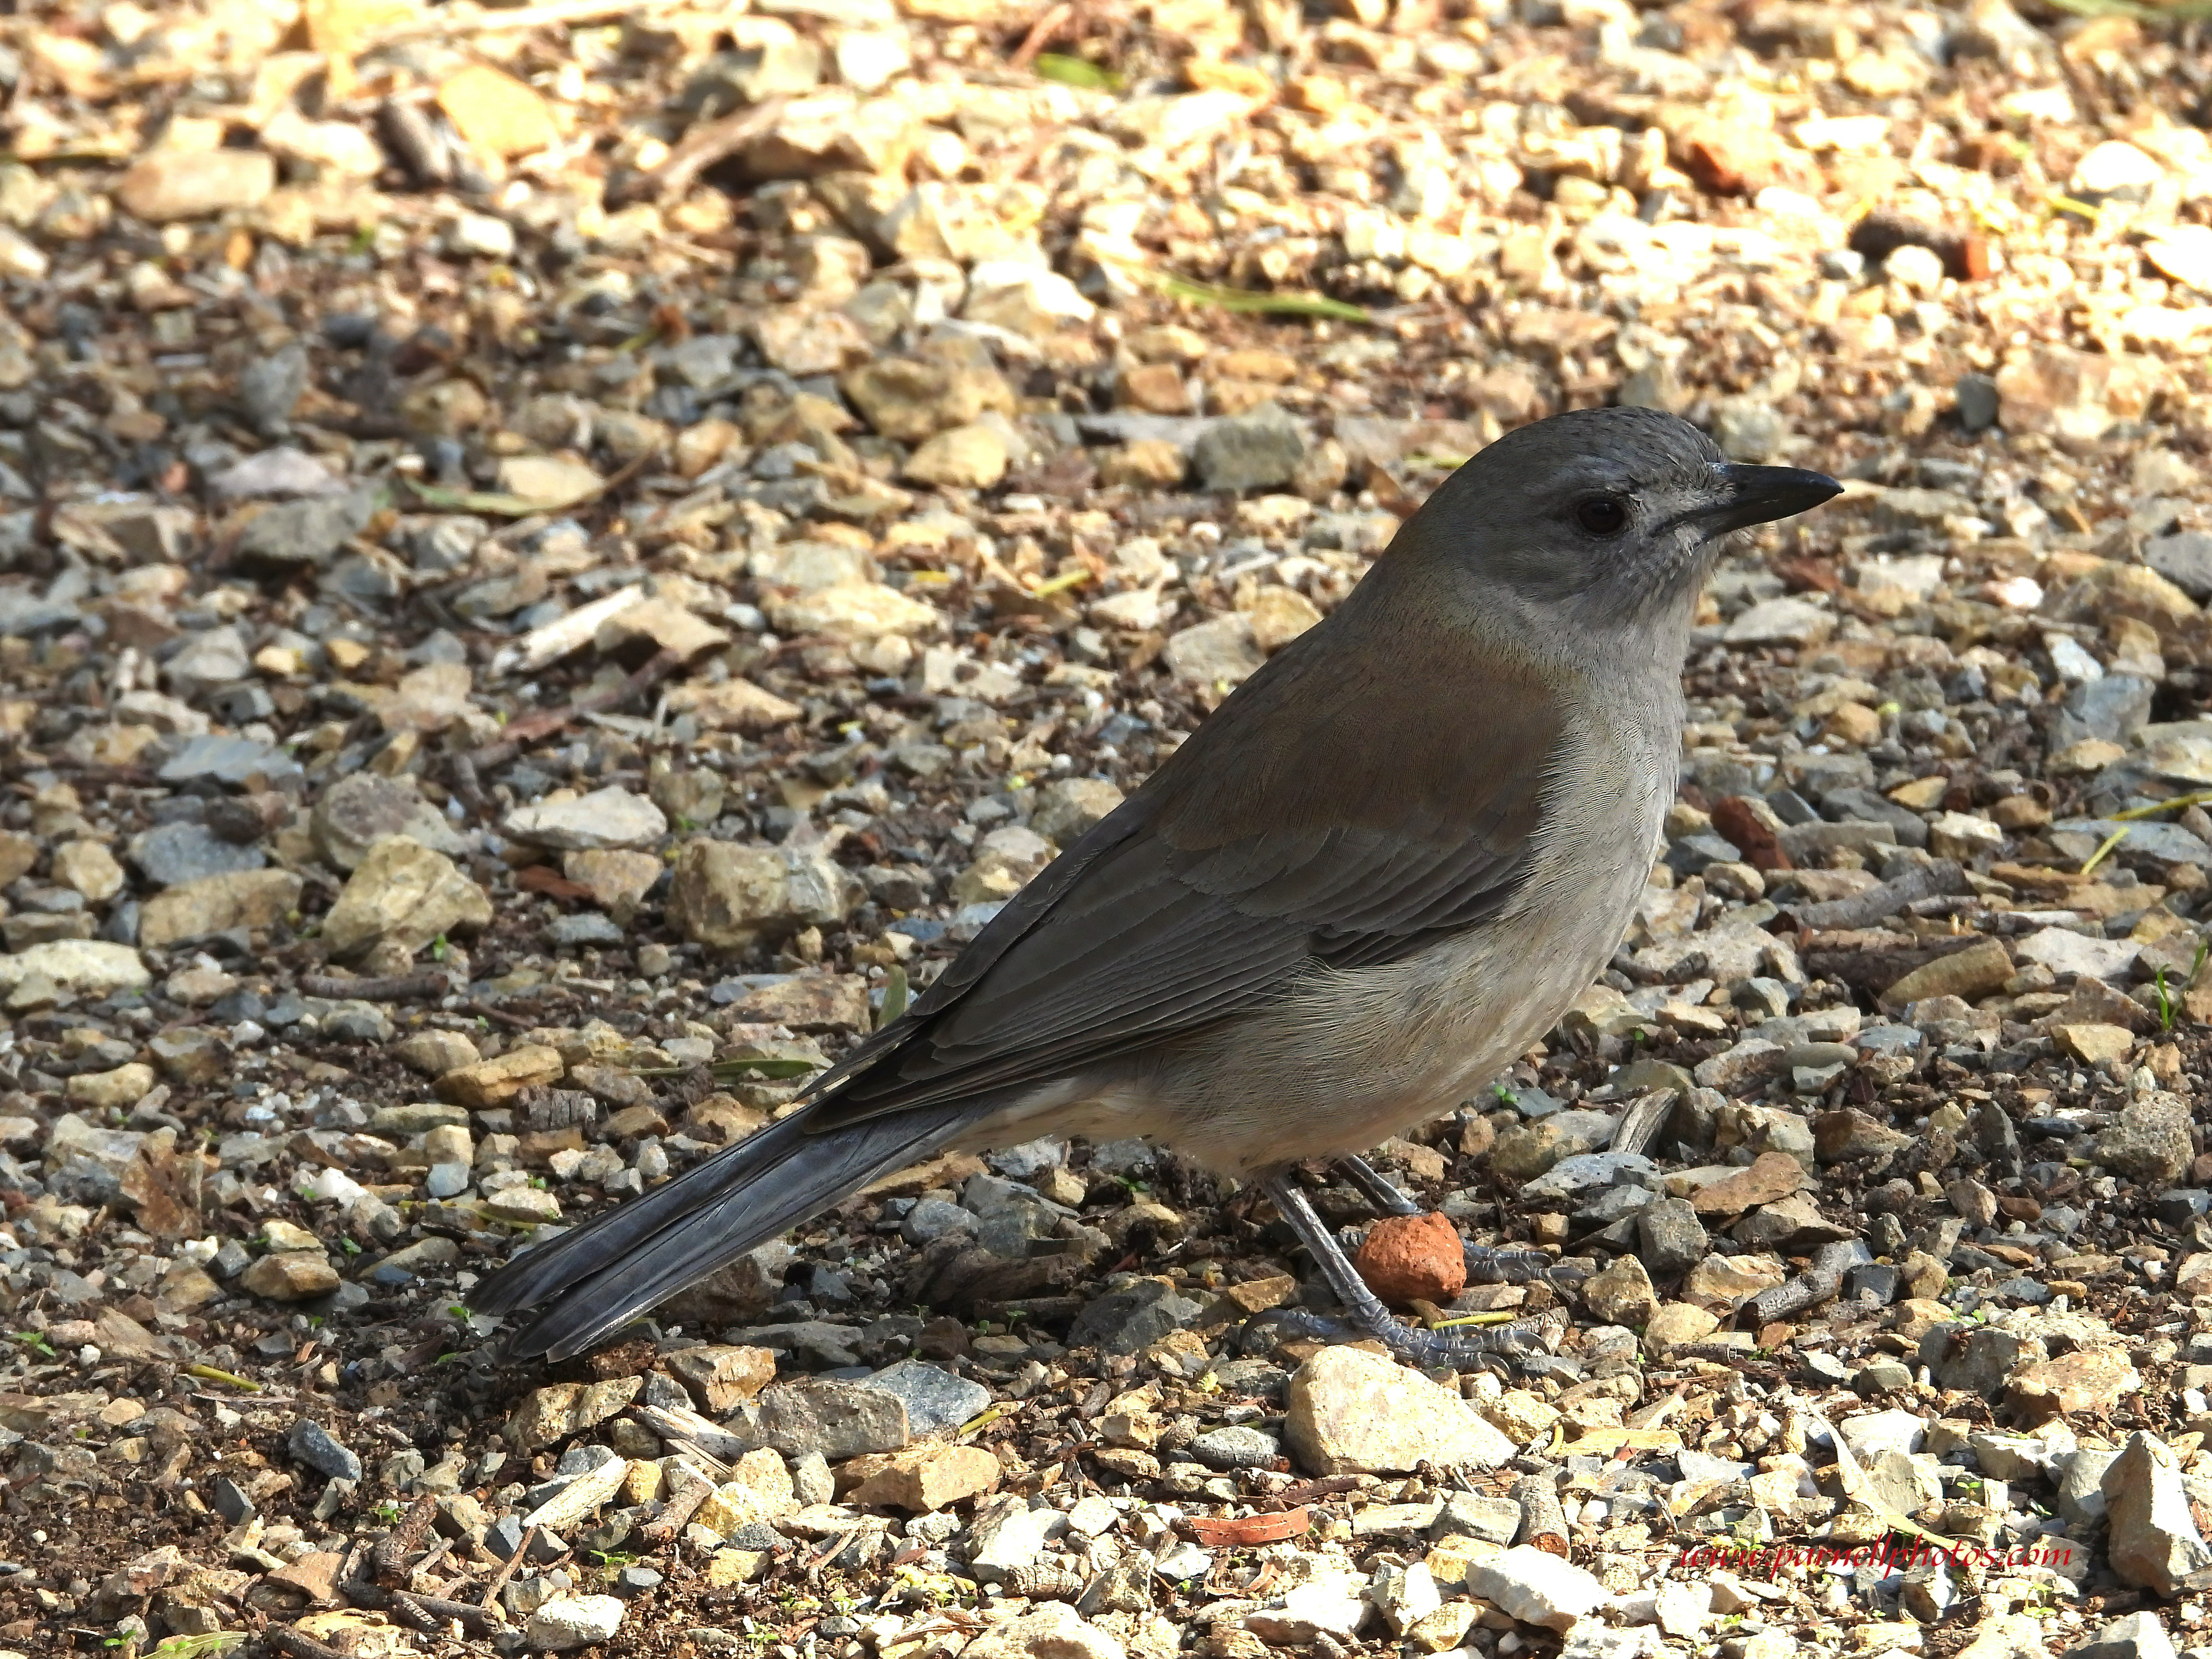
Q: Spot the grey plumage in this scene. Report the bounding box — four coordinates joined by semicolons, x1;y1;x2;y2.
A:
470;407;1840;1362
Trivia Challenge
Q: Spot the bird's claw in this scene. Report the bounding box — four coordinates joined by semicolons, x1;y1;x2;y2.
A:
1272;1307;1555;1374
1466;1245;1587;1288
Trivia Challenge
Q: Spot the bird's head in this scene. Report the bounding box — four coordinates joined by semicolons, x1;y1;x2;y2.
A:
1404;406;1841;636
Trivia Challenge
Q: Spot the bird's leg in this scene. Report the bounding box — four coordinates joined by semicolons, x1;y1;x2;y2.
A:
1262;1174;1555;1370
1333;1155;1586;1289
1334;1154;1421;1217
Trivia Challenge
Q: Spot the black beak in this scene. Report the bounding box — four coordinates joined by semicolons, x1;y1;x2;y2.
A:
1695;463;1843;536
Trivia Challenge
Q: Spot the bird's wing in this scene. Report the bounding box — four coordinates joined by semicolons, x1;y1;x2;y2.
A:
804;607;1567;1130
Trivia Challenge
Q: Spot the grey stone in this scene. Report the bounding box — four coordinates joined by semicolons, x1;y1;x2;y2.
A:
1921;1325;2023;1396
163;627;252;697
2104;1432;2212;1595
239;343;311;428
2069;1612;2179;1659
1188;1425;1280;1470
1818;786;1931;848
1431;1490;1522;1545
2053;673;2156;749
549;913;625;946
1521;1151;1659;1201
1956;373;2000;432
288;1419;363;1482
863;1359;989;1439
159;734;302;788
1864;1448;1942;1513
312;773;467;872
900;1197;975;1245
234;488;378;570
129;821;265;888
1461;1547;1611;1632
1191;404;1306;492
503;786;668;852
749;1378;909;1461
965;1495;1067;1583
2057;1447;2121;1526
1836;1408;1925;1460
2052;818;2212;871
1711;396;1788;462
526;1595;625;1651
1068;1280;1203;1355
1636;1198;1707;1275
2097;1093;2195;1187
2147;531;2212;601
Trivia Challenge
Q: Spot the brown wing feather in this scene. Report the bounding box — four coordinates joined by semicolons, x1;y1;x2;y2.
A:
802;581;1564;1132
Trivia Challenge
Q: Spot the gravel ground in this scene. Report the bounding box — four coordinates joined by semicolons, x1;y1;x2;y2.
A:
12;1;2212;1658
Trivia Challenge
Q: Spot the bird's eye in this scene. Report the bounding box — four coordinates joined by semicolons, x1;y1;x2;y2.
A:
1575;495;1629;536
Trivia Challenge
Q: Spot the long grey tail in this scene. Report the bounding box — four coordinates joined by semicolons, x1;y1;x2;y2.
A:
468;1105;973;1360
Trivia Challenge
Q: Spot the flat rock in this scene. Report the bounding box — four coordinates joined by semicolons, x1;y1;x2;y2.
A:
1285;1346;1516;1475
840;1443;1001;1512
503;786;668;852
2008;1349;2141;1424
1690;1151;1806;1215
963;1603;1123;1659
864;1359;989;1438
1463;1546;1612;1631
526;1594;625;1652
140;869;303;949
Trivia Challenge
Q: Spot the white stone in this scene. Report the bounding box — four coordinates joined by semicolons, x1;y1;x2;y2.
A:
526;1594;625;1650
1246;1572;1370;1644
2015;926;2141;985
834;31;911;91
448;210;518;259
1723;596;1834;647
1463;1546;1612;1631
1836;1408;1927;1460
0;940;150;997
502;786;668;852
2072;140;2163;199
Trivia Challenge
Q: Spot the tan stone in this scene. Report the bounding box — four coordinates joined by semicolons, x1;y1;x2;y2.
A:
839;1443;1002;1511
2007;1347;2141;1424
438;1045;564;1108
1689;1151;1807;1216
665;678;805;732
240;1251;339;1301
1642;1300;1720;1358
2055;1022;2135;1065
436;65;560;157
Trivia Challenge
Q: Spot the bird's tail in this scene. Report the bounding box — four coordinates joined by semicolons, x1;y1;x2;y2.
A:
468;1104;974;1360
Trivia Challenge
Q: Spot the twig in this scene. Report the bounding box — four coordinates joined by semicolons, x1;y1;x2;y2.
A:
479;1525;537;1610
301;970;455;1003
465;648;684;773
449;750;492;823
269;1630;347;1659
358;1582;504;1635
623;98;790;203
1010;1;1072;69
369;1495;439;1587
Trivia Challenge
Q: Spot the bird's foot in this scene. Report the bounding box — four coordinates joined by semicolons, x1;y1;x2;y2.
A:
1466;1245;1587;1288
1266;1172;1568;1376
1273;1305;1558;1371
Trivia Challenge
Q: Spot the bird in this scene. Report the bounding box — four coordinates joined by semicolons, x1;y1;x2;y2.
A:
470;406;1841;1365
